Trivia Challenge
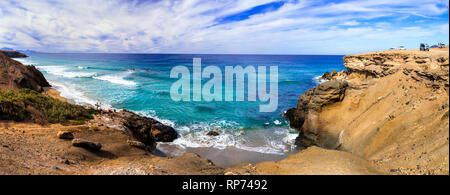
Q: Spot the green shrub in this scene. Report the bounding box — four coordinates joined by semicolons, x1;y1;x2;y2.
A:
0;89;97;124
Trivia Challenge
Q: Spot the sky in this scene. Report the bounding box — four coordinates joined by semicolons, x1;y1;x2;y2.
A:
0;0;448;54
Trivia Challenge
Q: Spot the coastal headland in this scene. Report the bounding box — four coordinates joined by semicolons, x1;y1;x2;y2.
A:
228;48;449;175
1;48;449;175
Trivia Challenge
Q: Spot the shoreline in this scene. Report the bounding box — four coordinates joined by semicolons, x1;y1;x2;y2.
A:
31;67;302;166
34;76;300;168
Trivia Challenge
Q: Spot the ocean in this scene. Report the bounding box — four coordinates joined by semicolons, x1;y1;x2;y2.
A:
14;53;345;166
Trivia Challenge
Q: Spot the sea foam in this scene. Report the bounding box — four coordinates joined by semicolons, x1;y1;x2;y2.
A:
36;65;97;78
50;80;111;109
93;70;137;86
158;124;297;155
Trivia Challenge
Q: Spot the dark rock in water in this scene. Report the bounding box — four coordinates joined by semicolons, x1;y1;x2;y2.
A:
57;131;74;140
0;50;28;58
106;110;178;146
0;53;50;92
285;79;348;148
72;139;102;151
151;123;178;142
206;131;220;136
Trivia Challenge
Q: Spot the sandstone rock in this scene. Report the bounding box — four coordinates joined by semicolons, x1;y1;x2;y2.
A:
284;49;449;174
322;72;332;80
57;131;74;140
331;70;337;75
72;139;102;151
0;53;50;92
286;79;348;148
322;70;348;81
344;51;449;82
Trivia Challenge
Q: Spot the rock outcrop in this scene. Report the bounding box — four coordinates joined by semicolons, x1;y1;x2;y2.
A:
286;49;449;174
286;79;348;148
0;53;50;92
98;110;178;147
0;50;28;58
322;70;348;81
343;50;449;89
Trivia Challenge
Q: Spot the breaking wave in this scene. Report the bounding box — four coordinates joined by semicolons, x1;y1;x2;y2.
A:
93;70;137;86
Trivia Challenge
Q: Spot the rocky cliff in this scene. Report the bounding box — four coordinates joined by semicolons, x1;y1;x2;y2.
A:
0;53;50;92
286;49;449;174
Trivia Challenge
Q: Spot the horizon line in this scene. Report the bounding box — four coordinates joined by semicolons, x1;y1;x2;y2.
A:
19;51;350;56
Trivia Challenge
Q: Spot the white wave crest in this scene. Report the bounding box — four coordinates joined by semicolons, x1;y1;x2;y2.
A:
314;75;326;84
36;65;97;78
93;70;137;86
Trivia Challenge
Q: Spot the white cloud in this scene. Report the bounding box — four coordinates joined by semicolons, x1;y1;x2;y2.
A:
341;20;361;26
0;0;448;54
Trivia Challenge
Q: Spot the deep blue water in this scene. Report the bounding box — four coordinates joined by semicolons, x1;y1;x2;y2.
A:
15;53;345;156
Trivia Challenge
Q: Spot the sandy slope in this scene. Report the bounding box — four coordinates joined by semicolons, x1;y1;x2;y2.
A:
0;121;223;175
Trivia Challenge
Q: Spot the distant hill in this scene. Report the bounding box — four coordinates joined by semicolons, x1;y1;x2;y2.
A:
0;50;28;58
0;47;40;54
0;47;15;51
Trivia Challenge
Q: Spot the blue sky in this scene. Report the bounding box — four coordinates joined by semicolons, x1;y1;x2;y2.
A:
0;0;448;54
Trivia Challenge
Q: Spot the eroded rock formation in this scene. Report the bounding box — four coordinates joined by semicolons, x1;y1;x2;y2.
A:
287;49;449;174
286;79;348;148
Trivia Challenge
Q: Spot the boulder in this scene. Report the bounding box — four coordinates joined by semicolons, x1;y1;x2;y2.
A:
105;110;178;146
0;53;50;92
57;131;74;140
72;139;102;151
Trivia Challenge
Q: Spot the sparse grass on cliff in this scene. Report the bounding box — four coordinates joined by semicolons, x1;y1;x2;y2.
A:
0;89;98;125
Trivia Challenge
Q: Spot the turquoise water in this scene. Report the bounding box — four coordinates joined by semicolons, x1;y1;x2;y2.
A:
15;53;345;157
